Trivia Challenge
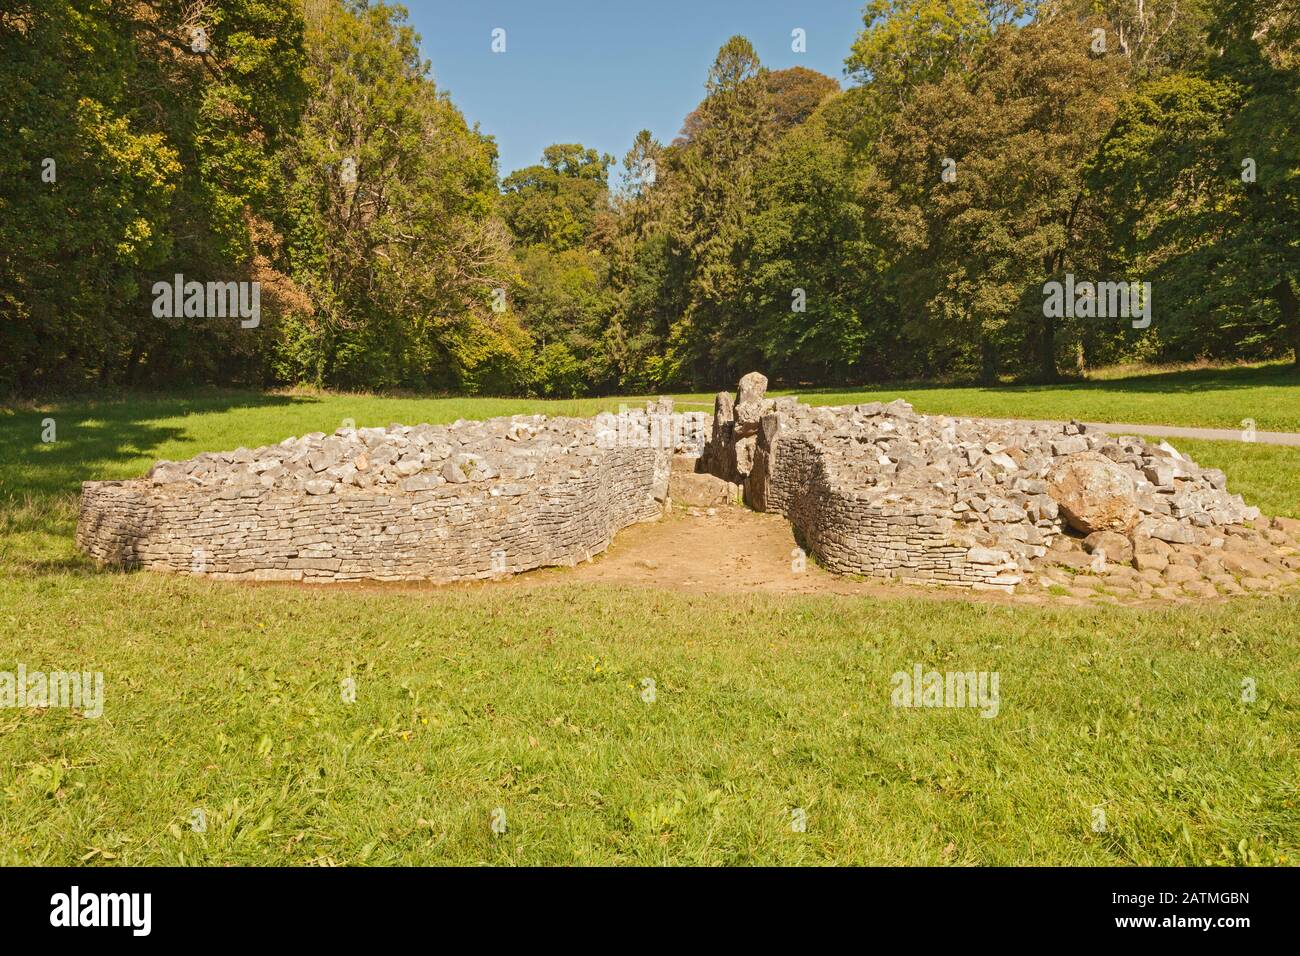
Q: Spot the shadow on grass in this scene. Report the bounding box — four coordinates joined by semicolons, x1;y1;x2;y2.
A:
0;390;311;504
794;361;1300;398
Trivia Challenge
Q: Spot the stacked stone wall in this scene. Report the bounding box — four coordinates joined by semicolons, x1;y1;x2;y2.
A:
701;372;1261;593
75;375;1275;598
75;408;700;583
755;432;1023;589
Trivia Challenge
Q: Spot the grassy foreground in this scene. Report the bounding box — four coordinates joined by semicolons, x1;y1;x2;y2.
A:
2;573;1297;866
1;363;1298;865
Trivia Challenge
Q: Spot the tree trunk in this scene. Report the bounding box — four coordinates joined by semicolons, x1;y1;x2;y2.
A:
1275;277;1299;367
1041;249;1064;382
124;341;145;387
1040;311;1058;382
979;336;997;385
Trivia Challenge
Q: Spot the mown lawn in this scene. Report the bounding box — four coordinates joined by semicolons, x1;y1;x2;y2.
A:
2;573;1297;866
1;364;1298;865
801;360;1300;432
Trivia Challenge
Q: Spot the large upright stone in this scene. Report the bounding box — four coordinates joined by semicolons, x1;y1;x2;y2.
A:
713;390;734;426
733;372;771;476
734;372;768;433
737;371;768;406
701;391;737;480
744;413;782;511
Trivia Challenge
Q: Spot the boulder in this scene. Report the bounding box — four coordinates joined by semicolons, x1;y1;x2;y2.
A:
670;471;733;507
1046;452;1139;534
737;371;768;406
1083;530;1134;565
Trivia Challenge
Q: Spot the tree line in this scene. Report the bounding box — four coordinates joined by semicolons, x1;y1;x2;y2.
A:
1;0;1296;397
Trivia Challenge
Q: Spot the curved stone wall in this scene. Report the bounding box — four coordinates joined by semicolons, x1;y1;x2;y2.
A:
75;377;1270;597
75;405;708;584
752;431;1028;590
76;447;663;583
703;373;1261;593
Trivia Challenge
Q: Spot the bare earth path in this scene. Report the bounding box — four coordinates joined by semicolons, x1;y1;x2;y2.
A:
509;507;1050;606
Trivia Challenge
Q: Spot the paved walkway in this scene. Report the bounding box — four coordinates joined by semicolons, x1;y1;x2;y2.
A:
1001;419;1300;447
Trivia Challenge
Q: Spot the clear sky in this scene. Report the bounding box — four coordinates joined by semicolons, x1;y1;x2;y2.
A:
403;0;867;179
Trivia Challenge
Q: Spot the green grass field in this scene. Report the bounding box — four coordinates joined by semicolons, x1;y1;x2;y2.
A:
2;363;1298;865
801;360;1300;433
2;576;1296;865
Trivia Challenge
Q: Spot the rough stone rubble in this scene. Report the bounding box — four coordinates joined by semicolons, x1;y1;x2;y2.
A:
143;403;707;501
76;372;1299;599
76;403;706;583
693;371;1298;597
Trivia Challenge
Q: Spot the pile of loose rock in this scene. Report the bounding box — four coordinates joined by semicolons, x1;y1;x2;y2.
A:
76;372;1299;601
145;403;704;501
77;402;707;583
695;372;1300;598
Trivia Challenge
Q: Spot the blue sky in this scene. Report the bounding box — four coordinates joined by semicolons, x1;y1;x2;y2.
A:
402;0;867;179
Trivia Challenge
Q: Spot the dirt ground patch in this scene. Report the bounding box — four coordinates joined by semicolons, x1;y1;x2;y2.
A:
289;504;1296;608
553;506;1041;604
338;504;1048;606
567;505;842;594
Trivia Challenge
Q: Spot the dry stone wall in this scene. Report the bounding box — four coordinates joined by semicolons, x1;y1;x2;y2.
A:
77;402;707;583
702;372;1263;593
76;372;1286;600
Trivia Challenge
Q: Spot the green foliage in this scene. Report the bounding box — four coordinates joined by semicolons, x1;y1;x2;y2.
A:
501;144;613;253
1090;16;1300;365
765;66;841;133
0;0;298;392
661;36;778;385
845;1;1028;108
735;117;880;379
497;142;619;395
1065;0;1214;72
279;0;521;393
512;246;615;395
871;16;1131;382
2;1;1296;398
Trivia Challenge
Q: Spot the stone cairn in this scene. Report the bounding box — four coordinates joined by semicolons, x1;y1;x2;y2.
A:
76;403;707;583
687;372;1300;598
77;374;1300;599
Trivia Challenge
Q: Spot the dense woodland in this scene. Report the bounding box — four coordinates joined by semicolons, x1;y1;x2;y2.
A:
1;0;1297;396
